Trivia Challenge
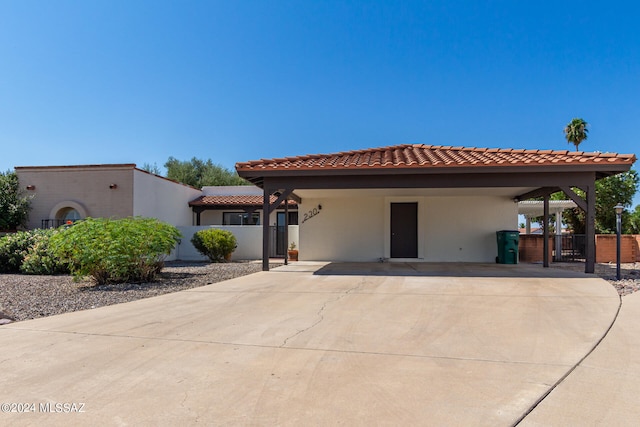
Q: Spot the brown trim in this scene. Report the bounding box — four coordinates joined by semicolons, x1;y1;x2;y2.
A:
222;211;260;226
516;187;561;201
269;190;293;215
560;186;587;212
15;164;137;170
238;163;633;179
259;171;598;191
189;203;298;210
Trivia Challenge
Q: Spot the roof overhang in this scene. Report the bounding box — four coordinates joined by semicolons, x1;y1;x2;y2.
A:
518;200;578;216
236;145;635;195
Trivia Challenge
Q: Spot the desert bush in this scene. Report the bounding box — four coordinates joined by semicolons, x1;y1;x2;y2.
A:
191;228;237;262
0;230;36;273
0;229;66;274
21;229;68;275
50;217;181;285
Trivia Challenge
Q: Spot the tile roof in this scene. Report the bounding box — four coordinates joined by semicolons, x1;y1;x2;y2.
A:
189;195;297;207
236;144;636;172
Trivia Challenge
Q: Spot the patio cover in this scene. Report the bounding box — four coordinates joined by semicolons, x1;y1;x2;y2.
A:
236;144;636;272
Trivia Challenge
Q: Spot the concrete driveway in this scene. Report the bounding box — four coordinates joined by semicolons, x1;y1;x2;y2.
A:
0;262;619;426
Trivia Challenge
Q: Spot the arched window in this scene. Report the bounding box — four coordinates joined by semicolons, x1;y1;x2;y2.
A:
58;208;81;222
46;201;87;228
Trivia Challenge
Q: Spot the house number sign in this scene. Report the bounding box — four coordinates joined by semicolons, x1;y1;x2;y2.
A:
301;205;322;224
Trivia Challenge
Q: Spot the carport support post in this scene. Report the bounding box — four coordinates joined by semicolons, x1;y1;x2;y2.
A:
262;188;271;271
543;194;549;268
585;184;596;274
284;199;289;265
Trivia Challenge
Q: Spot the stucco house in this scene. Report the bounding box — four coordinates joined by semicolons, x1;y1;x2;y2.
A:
14;144;636;270
15;164;202;229
235;144;636;273
15;164;298;260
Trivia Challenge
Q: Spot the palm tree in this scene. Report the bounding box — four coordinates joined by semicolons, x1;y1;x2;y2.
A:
564;118;589;151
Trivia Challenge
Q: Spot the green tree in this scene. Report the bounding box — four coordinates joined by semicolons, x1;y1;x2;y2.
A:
141;162;162;175
562;170;639;234
628;205;640;234
564;118;589;151
0;171;31;231
164;157;248;188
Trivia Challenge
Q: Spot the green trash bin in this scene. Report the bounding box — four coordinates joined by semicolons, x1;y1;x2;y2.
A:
496;230;519;264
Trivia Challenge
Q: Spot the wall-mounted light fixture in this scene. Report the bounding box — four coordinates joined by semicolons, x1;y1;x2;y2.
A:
109;183;118;189
26;185;36;190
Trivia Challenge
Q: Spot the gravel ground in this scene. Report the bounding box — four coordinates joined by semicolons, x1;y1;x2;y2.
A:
548;262;640;296
0;261;281;323
1;261;638;324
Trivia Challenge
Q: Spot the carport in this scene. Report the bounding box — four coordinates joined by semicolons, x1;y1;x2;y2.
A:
235;144;635;273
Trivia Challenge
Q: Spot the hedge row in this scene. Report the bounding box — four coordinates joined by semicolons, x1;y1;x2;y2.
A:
0;217;182;286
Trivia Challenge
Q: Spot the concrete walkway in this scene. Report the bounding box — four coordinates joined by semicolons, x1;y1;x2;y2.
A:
0;262;621;426
520;289;640;426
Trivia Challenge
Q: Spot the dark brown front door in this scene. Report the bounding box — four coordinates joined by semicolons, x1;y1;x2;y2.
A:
391;202;418;258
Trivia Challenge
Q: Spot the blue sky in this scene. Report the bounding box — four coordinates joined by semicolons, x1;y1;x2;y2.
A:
1;1;638;205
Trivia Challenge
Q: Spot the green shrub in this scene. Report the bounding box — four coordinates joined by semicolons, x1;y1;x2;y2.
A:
0;229;66;274
0;171;31;231
50;217;181;285
191;228;237;262
21;229;69;275
0;231;35;273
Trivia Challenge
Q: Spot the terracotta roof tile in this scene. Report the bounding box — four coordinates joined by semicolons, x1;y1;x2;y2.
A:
236;144;636;172
189;195;297;207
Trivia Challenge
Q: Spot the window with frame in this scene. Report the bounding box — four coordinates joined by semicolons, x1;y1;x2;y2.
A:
57;207;81;221
223;212;260;225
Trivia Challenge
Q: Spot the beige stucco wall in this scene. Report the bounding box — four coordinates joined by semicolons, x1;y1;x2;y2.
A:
299;194;517;263
16;165;135;229
133;169;201;226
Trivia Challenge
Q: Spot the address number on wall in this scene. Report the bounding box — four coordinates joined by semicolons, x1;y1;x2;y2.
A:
301;205;322;224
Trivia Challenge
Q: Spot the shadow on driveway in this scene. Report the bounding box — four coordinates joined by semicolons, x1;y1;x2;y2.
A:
313;261;592;278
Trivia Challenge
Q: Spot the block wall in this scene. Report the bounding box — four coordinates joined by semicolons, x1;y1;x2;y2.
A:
595;235;637;263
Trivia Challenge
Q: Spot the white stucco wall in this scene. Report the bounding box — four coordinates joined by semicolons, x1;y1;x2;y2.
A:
201;185;262;196
421;196;517;262
299;194;517;263
133;169;201;226
169;225;299;261
299;197;385;262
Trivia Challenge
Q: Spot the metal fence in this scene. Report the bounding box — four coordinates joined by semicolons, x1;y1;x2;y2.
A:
41;219;69;228
269;226;286;257
559;234;586;262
